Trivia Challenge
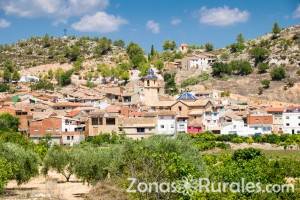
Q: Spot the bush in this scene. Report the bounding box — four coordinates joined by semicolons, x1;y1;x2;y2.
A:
0;84;10;92
258;63;269;73
232;148;263;161
261;79;270;89
0;113;19;131
249;47;269;66
180;73;209;88
30;79;54;91
271;66;286;81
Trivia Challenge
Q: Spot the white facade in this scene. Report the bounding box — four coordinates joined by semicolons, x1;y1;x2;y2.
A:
221;120;269;136
203;111;220;131
221;120;251;136
177;118;188;133
283;109;300;134
61;117;85;133
156;115;176;135
248;124;272;134
62;134;85;146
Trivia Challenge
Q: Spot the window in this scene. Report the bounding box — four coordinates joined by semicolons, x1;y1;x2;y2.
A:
160;125;165;129
91;117;99;125
71;136;74;140
171;124;174;128
137;128;145;133
286;116;290;119
67;136;70;140
147;80;150;86
286;123;290;126
178;106;182;111
106;118;116;125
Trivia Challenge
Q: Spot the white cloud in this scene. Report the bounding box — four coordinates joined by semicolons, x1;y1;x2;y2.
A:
146;20;160;34
171;18;182;26
0;18;10;28
293;4;300;18
0;0;109;19
197;6;249;26
71;11;127;33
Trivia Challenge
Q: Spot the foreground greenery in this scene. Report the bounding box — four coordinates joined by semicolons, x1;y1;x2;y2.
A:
1;113;300;199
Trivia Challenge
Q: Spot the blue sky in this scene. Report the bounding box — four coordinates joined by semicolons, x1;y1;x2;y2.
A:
0;0;299;51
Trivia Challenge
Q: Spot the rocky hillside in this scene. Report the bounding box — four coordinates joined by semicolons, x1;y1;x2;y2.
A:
179;25;300;103
218;25;300;67
0;36;127;70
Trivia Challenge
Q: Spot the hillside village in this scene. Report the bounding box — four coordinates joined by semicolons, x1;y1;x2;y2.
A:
0;24;299;145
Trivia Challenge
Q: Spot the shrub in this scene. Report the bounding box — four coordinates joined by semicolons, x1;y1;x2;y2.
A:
0;113;19;131
258;63;269;73
0;83;10;92
271;66;286;81
261;79;270;89
30;79;54;91
249;47;269;66
232;148;263;161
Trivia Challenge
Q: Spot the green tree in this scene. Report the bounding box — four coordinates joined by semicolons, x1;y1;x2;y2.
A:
0;143;39;185
164;72;178;95
154;59;164;72
272;22;281;35
212;62;232;77
113;39;125;48
3;68;11;83
65;45;81;61
42;146;76;182
230;33;245;53
12;71;20;82
57;69;73;86
236;33;245;44
121;135;205;199
94;37;112;56
30;79;54;91
42;34;51;48
0;158;12;193
163;40;177;51
0;113;19;131
204;43;214;52
249;47;269;66
126;42;146;68
271;66;286;81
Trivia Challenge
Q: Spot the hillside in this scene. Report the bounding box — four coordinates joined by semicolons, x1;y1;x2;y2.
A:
0;25;299;103
178;24;300;103
0;36;127;69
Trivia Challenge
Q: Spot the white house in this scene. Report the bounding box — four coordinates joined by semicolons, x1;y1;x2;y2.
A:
156;111;176;136
176;117;188;133
221;113;269;136
181;54;215;71
61;117;85;145
203;110;221;132
283;107;300;134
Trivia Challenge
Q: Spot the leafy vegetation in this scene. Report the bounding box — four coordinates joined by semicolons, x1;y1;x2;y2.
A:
181;73;209;88
163;72;178;95
271;66;286;81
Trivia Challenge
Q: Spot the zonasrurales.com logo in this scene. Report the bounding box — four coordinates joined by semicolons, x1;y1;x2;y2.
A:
127;176;294;195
